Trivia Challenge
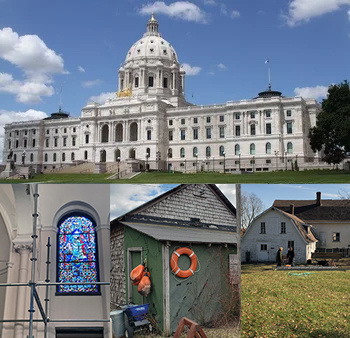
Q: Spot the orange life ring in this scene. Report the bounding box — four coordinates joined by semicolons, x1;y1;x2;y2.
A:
170;248;197;278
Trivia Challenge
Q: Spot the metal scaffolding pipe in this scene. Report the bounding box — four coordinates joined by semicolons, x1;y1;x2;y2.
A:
44;237;51;338
48;319;110;323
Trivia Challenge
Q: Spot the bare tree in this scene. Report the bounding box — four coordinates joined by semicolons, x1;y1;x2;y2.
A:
241;191;265;231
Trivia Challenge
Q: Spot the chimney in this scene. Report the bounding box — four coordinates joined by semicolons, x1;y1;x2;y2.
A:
316;192;321;206
290;204;295;215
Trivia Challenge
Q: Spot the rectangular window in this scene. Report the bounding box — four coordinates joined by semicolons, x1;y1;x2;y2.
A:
181;118;185;125
180;129;185;140
235;125;240;136
288;241;294;249
72;136;76;146
206;116;211;123
135;77;139;88
85;134;89;144
235;113;240;120
219;127;225;138
251;124;256;136
281;222;286;234
219;115;224;122
147;130;151;140
333;232;340;242
54;138;58;147
169;130;173;141
287;110;292;117
32;139;36;148
63;137;67;147
261;222;266;234
32;129;36;135
169;119;173;126
163;77;168;88
46;129;49;135
55;129;58;134
193;128;198;140
24;139;27;148
287;122;293;134
148;76;154;87
250;112;256;119
206;127;211;139
193;117;198;124
63;128;67;133
24;130;27;136
266;123;271;135
265;110;271;118
73;127;76;133
261;244;267;251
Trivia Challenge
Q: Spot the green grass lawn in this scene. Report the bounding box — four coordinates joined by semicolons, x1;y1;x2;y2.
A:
241;264;350;338
1;169;350;184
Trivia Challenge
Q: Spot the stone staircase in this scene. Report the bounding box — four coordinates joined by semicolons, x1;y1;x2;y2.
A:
43;162;95;174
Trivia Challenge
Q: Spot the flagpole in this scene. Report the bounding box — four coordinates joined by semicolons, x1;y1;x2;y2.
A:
268;65;271;90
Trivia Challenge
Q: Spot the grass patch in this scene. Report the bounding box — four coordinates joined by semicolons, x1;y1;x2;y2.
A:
1;169;349;183
241;264;350;337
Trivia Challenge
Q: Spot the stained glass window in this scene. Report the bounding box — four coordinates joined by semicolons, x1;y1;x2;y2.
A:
57;215;99;294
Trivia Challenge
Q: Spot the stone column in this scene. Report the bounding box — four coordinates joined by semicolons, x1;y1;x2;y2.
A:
13;243;32;338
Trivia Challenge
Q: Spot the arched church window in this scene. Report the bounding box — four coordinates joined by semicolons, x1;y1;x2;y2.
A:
266;142;271;154
130;123;138;141
235;144;240;155
287;142;293;154
206;146;211;157
193;147;198;157
115;124;123;142
250;143;256;155
180;147;185;158
57;214;99;294
101;125;109;143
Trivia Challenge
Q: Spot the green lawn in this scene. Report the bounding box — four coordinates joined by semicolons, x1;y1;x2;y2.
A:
241;264;350;338
1;169;350;184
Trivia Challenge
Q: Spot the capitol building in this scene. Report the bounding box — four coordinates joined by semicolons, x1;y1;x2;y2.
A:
3;14;324;175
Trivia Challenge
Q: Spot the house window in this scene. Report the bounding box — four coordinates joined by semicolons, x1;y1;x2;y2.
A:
73;127;76;133
30;153;34;162
261;244;267;251
46;129;49;135
287;142;293;154
235;144;240;155
24;130;27;136
169;120;173;126
250;112;255;119
84;150;88;160
288;241;294;249
265;110;271;118
219;145;225;156
206;116;211;123
63;137;67;147
72;137;76;147
193;147;198;157
333;232;340;242
250;124;256;136
15;140;19;148
281;222;286;234
32;129;36;135
24;139;27;148
219;127;225;138
57;214;99;294
85;134;89;144
193;117;198;124
101;125;109;143
147;130;151;140
219;115;224;122
169;130;173;141
235;113;240;120
266;123;271;135
44;153;48;162
261;222;266;234
32;139;36;148
206;146;211;157
163;77;168;88
180;130;186;140
135;77;139;88
168;148;172;158
54;138;58;147
235;125;240;136
55;129;58;134
181;118;185;125
287;122;293;134
45;138;49;147
266;143;271;154
71;152;75;161
64;128;67;133
287;110;292;117
250;143;255;155
53;153;57;162
62;153;65;162
148;76;154;87
206;127;211;139
180;147;185;158
193;128;198;140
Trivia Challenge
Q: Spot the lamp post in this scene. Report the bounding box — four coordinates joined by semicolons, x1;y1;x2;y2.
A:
146;154;149;172
285;151;288;171
274;150;279;171
117;156;120;179
223;151;226;173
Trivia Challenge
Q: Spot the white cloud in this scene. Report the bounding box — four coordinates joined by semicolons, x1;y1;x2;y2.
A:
82;79;102;88
216;185;237;207
203;0;216;6
0;109;48;163
110;184;172;219
181;63;202;75
78;66;86;73
284;0;350;27
217;63;227;71
139;1;207;24
0;72;54;104
0;27;66;103
220;3;228;16
231;10;240;19
88;91;115;104
294;85;328;99
348;9;350;20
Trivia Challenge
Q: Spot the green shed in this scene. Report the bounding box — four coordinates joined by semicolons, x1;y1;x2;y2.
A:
110;184;240;335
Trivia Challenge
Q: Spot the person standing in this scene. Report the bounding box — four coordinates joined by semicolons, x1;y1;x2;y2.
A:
287;247;295;265
276;247;283;266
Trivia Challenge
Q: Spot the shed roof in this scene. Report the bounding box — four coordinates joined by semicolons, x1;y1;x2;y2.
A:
120;220;237;244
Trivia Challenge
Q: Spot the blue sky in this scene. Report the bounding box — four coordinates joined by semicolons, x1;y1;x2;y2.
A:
110;184;350;220
1;0;350;157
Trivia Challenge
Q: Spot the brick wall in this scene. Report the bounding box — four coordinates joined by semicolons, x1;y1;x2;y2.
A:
110;223;125;306
132;184;236;227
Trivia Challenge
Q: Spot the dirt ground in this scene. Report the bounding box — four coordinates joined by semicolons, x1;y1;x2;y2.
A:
333;257;350;269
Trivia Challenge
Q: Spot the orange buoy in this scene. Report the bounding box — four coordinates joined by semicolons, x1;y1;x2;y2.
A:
137;272;151;296
170;248;197;278
130;263;145;285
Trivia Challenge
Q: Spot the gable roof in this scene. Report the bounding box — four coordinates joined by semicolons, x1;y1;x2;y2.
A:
273;199;350;221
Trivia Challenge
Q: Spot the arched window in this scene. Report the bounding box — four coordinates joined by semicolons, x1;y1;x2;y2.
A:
101;125;109;143
62;153;66;162
14;154;17;162
115;124;123;142
219;146;225;156
146;148;151;157
235;144;240;155
193;147;198;157
30;153;34;162
57;214;99;294
180;147;185;158
130;122;138;141
44;153;48;162
84;150;88;160
250;143;255;155
129;148;136;159
266;142;271;154
287;142;293;154
168;148;173;158
53;153;57;162
115;149;121;161
206;146;211;157
71;152;75;161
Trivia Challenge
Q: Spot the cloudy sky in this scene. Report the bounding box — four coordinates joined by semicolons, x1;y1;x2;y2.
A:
1;0;350;160
110;184;350;220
